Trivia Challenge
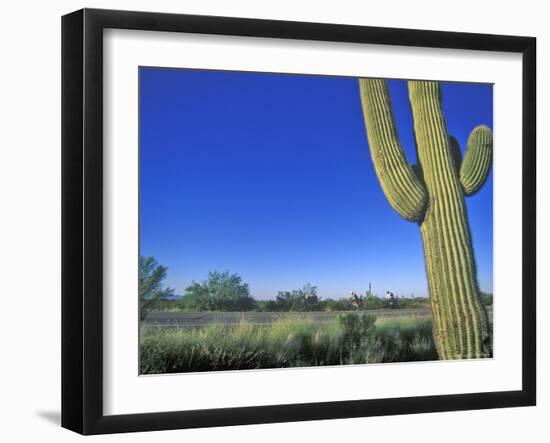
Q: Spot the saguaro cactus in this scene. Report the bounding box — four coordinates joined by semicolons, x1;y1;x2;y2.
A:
359;79;492;359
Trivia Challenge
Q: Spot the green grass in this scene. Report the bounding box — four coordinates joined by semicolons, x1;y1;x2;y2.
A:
140;313;440;374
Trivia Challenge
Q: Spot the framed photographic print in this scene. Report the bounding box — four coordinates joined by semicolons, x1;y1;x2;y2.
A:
61;8;536;435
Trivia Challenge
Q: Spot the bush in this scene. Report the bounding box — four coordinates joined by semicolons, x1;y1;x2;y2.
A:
272;284;321;312
139;256;175;320
363;295;385;310
479;292;493;306
374;318;437;361
179;271;255;311
337;312;376;350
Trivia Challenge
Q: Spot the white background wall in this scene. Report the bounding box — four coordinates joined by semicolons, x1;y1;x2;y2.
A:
0;0;546;441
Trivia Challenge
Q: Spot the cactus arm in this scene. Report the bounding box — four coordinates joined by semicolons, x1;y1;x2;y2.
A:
359;78;428;222
459;125;493;196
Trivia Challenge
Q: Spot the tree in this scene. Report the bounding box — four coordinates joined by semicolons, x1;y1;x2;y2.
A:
274;284;320;312
179;271;255;311
139;256;174;320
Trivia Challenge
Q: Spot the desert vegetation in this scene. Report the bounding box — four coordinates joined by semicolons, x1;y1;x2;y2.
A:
139;256;492;372
138;257;449;316
138;73;494;374
140;313;438;374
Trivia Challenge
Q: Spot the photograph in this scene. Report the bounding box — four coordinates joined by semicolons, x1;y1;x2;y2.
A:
138;67;494;374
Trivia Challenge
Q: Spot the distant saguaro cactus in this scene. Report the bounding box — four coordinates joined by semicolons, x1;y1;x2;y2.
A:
359;79;492;359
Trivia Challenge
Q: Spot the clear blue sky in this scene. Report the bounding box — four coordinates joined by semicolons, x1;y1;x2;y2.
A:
139;67;493;299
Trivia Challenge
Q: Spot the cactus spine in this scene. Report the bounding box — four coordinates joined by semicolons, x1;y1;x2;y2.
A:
359;79;492;359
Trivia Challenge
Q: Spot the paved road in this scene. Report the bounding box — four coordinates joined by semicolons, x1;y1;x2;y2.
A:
142;307;492;328
143;307;494;328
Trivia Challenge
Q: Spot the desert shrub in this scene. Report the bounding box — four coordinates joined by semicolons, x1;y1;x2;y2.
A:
362;294;385;310
139;256;175;320
337;312;376;350
271;284;321;312
373;318;437;362
179;271;255;311
479;291;493;306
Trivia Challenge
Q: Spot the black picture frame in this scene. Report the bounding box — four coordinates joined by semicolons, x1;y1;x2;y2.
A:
62;8;536;435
